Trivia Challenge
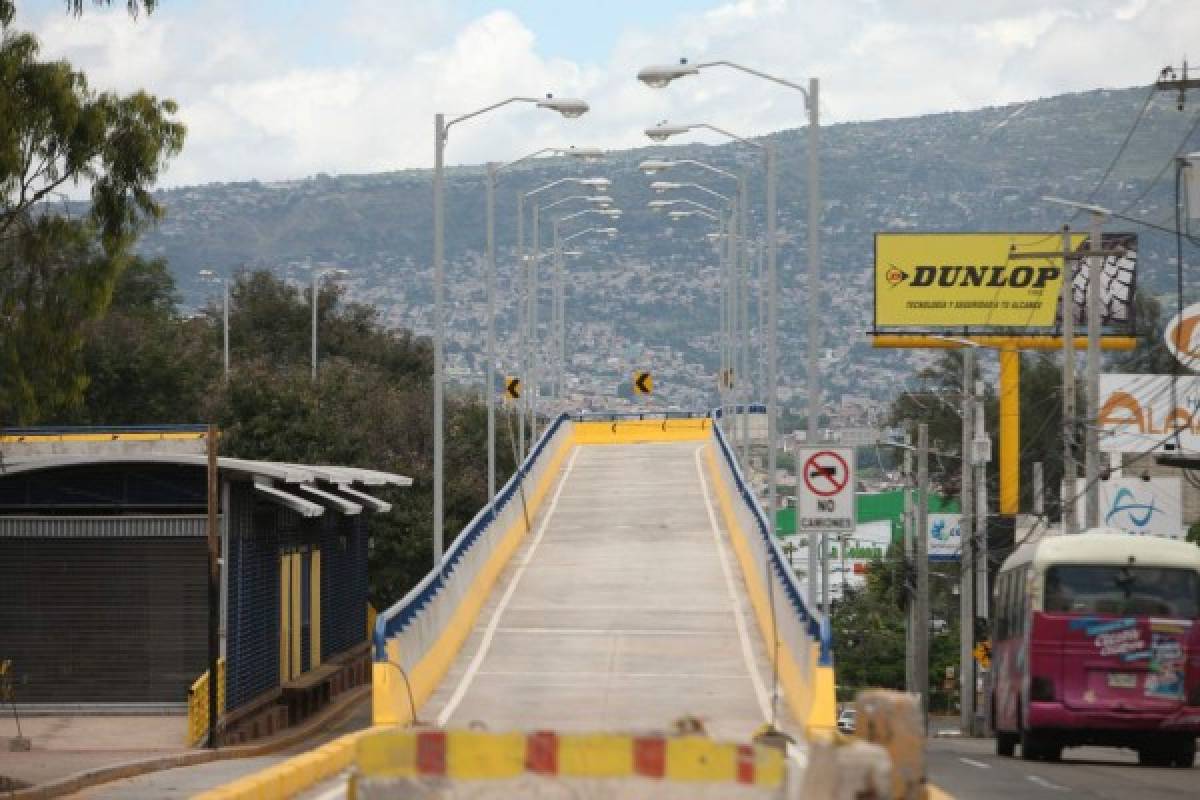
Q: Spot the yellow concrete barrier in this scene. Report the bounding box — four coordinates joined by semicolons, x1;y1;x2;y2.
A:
350;728;783;788
186;658;225;746
572;418;710;444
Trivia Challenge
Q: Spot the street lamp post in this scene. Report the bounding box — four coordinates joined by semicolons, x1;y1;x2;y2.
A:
311;267;349;382
198;269;229;380
640;60;821;611
644;119;788;600
485;147;602;502
432;96;588;567
551;224;619;406
642;159;749;464
520;176;610;444
550;208;622;406
1042;196;1113;531
650;180;741;449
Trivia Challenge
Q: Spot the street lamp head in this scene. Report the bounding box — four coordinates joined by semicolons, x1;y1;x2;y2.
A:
198;269;216;278
562;249;584;257
647;200;676;211
565;145;604;161
537;96;589;118
649;181;681;193
599;227;619;235
1041;195;1110;218
667;210;693;219
587;195;614;206
637;60;699;88
601;209;622;218
638;159;675;174
579;177;612;189
645;122;691;142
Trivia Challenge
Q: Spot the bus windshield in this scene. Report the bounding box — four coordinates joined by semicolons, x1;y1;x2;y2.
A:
1044;565;1200;618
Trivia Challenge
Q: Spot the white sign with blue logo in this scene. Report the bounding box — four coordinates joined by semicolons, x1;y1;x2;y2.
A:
928;513;962;561
1074;477;1184;538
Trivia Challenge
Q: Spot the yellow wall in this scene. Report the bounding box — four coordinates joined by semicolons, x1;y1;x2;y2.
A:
572;418;710;444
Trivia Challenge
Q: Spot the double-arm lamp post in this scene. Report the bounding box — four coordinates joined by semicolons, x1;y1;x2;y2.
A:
642;159;750;463
432;95;588;567
486;147;604;502
638;59;821;609
520;177;612;444
550;209;623;407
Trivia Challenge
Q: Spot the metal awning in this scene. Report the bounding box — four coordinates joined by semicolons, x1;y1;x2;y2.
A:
0;454;409;518
253;479;324;518
296;484;362;515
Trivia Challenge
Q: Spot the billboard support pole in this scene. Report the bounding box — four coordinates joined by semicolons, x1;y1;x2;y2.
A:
999;349;1020;515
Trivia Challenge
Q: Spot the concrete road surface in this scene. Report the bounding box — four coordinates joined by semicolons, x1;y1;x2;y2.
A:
424;441;794;741
927;736;1199;799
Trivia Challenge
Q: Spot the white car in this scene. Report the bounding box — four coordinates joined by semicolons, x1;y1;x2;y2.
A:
837;708;857;734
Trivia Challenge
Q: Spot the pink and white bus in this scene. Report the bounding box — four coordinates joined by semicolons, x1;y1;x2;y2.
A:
991;529;1200;767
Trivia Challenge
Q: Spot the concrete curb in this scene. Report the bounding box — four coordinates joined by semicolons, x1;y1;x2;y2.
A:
7;685;370;800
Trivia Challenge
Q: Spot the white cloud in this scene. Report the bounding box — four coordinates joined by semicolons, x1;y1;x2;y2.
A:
12;0;1197;187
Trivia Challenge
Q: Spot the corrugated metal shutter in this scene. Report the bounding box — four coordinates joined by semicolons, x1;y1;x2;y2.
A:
0;536;206;702
225;483;279;710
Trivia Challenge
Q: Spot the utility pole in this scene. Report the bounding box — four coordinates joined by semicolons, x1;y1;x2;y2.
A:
916;424;930;728
1033;462;1045;518
516;193;527;464
973;393;990;736
1084;213;1104;529
1061;226;1078;535
1155;61;1200;109
959;348;975;736
903;447;915;695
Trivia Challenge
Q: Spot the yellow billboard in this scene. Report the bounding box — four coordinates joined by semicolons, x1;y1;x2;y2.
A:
874;232;1087;329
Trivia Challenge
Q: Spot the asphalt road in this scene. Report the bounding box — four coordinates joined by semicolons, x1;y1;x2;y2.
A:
927;736;1199;799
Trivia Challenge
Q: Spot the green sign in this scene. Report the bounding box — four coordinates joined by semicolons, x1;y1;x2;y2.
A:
775;489;960;541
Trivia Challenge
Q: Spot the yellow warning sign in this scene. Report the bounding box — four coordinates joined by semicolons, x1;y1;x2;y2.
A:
973;640;992;670
504;376;521;400
633;371;653;395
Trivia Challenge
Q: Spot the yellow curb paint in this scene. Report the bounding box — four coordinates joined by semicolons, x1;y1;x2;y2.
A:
703;442;837;735
373;431;575;727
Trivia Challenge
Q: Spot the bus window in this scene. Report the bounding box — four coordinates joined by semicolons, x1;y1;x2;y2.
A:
1043;565;1200;618
995;572;1009;639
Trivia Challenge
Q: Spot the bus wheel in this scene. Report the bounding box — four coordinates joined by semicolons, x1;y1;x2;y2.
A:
996;731;1017;757
1169;737;1196;768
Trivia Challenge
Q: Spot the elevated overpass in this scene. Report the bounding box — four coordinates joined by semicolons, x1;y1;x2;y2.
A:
202;413;836;797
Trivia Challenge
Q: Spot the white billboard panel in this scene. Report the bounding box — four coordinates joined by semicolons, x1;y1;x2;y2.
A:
1098;373;1200;455
928;513;963;562
1074;477;1184;538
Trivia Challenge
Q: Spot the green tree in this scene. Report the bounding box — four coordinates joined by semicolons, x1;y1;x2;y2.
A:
59;256;217;424
0;9;184;423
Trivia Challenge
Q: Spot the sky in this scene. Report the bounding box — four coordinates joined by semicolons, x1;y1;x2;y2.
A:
12;0;1200;188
